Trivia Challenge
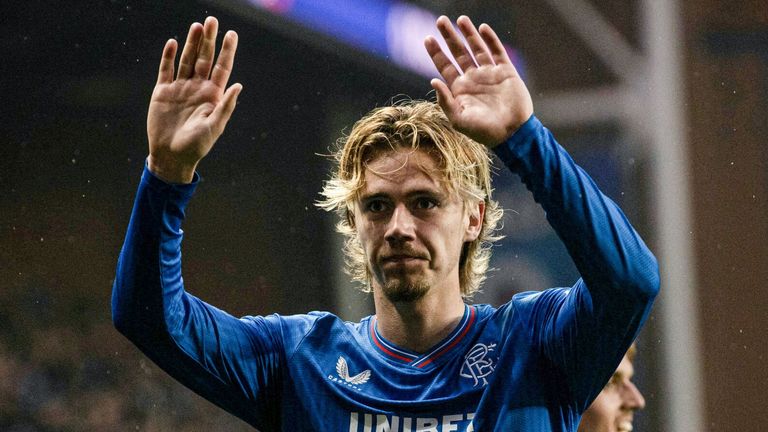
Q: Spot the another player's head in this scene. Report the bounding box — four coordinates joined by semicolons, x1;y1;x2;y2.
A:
578;344;645;432
319;100;503;299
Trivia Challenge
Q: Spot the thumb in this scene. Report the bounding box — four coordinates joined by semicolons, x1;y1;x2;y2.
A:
430;79;459;122
209;83;243;135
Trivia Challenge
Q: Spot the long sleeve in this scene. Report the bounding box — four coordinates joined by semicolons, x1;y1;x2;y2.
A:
494;115;660;410
111;165;283;430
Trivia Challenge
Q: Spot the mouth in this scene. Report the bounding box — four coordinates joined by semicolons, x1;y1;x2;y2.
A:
382;255;426;264
617;420;633;432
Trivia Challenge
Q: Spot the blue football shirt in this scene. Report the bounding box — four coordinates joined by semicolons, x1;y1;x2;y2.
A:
112;115;659;431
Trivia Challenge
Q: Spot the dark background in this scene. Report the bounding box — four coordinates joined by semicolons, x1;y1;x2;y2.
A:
2;1;767;431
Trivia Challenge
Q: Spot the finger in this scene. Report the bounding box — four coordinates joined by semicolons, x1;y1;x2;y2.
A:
208;83;243;135
478;23;512;66
157;39;178;85
211;30;238;88
436;15;477;72
195;16;219;79
457;16;494;66
424;36;460;87
177;22;203;79
430;79;459;121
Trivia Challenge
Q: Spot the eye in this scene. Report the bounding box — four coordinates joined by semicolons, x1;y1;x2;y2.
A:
414;197;438;210
365;199;388;213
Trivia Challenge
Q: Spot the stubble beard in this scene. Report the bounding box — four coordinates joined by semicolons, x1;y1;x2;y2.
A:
380;270;431;303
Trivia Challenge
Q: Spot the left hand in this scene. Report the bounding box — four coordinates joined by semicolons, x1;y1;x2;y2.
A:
425;16;533;147
147;16;241;183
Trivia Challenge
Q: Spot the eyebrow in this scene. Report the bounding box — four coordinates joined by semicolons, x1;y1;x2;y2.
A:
359;188;448;202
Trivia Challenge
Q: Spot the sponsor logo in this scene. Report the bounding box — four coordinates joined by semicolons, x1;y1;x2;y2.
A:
328;356;371;391
336;356;371;385
460;343;496;387
348;412;476;432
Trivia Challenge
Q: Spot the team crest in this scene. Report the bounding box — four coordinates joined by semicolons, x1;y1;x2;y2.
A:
460;343;496;387
336;356;371;385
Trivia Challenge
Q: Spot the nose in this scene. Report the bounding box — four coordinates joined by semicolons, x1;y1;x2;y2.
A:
384;204;416;243
622;381;646;410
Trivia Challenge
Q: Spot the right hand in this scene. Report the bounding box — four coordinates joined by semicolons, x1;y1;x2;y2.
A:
424;16;533;147
147;16;242;183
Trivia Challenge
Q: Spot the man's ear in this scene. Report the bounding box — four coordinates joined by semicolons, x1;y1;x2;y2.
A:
346;207;356;229
464;200;485;242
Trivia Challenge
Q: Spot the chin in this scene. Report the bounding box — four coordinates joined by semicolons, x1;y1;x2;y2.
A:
381;278;430;302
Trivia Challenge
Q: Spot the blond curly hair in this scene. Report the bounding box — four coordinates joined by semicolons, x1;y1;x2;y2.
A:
317;100;503;298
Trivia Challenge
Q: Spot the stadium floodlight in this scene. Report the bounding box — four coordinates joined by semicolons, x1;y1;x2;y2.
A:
215;0;524;80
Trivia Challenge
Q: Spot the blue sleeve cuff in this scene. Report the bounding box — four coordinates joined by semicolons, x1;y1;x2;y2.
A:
492;114;542;163
141;162;200;203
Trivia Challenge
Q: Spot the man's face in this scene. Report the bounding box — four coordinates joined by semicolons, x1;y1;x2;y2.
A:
353;148;482;302
578;354;645;432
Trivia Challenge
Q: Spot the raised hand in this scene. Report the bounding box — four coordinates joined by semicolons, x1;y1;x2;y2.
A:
147;16;242;183
425;16;533;147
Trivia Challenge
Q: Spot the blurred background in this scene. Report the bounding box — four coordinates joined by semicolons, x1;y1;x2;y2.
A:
1;0;766;430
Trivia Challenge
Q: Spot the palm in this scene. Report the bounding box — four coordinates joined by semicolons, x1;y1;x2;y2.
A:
148;78;224;163
146;17;241;183
447;64;527;144
425;16;533;146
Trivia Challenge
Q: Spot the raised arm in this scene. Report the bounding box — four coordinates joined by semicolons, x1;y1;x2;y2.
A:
112;19;283;429
147;16;241;183
426;16;659;408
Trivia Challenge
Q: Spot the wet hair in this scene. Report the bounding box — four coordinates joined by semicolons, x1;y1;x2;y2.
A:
317;100;503;298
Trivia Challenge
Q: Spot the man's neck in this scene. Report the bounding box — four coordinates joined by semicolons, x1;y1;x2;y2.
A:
372;286;466;354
